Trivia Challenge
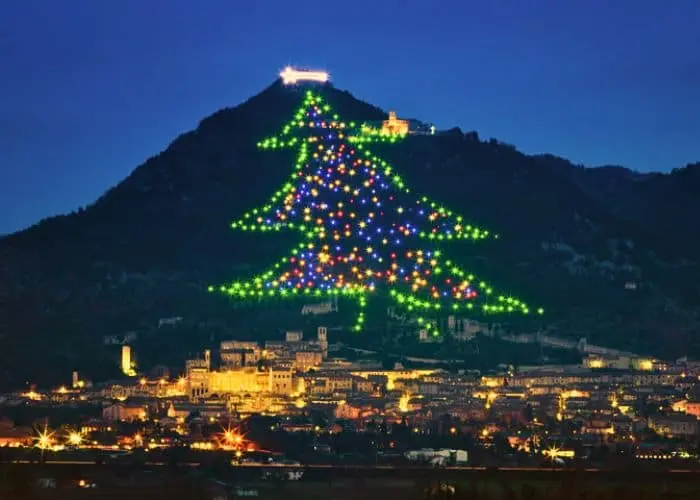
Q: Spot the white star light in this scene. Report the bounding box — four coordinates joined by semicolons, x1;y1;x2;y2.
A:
280;66;329;85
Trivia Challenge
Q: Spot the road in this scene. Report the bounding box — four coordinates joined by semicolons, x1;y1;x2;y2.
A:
4;460;698;476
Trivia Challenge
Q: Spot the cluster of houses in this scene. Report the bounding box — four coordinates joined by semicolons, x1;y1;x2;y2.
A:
2;330;700;462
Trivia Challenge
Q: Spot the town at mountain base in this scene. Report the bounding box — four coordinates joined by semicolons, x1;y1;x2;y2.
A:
1;78;699;389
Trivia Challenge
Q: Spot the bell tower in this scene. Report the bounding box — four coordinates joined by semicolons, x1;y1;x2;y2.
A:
317;326;328;358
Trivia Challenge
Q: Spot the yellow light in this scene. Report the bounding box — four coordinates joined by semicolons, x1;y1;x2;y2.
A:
35;426;54;450
68;432;82;446
23;390;42;401
399;393;410;413
544;446;575;459
637;359;653;371
561;389;586;400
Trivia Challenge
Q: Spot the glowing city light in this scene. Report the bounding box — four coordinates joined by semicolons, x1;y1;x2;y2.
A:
34;424;54;451
544;446;575;459
68;432;83;446
221;424;245;449
38;433;51;449
22;390;42;401
399;393;410;413
280;66;329;85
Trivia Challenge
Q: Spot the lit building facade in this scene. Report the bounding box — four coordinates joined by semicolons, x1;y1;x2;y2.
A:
220;341;261;368
381;111;409;136
102;402;148;422
295;350;323;372
121;345;136;376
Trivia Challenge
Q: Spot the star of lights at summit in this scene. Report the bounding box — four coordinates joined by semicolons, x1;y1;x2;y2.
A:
210;88;543;335
280;66;330;85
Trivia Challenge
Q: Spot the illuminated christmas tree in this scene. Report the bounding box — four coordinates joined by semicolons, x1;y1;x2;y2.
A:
210;90;542;334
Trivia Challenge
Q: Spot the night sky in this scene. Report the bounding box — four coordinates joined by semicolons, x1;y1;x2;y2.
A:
1;1;699;235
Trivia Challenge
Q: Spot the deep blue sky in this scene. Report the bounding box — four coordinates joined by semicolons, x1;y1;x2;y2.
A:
1;1;699;234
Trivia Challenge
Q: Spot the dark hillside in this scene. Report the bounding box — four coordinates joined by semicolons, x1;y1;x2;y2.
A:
1;80;698;389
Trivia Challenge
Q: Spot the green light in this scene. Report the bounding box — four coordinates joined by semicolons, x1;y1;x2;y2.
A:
209;90;542;334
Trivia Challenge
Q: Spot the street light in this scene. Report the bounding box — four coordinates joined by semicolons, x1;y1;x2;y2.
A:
37;433;51;449
68;432;82;447
223;430;235;445
34;423;54;463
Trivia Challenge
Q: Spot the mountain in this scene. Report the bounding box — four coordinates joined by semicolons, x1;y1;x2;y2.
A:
534;155;700;257
1;80;699;389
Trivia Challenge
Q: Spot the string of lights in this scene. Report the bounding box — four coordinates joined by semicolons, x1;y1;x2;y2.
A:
210;90;542;334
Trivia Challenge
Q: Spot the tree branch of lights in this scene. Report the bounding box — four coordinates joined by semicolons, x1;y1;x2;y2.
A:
209;90;542;334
